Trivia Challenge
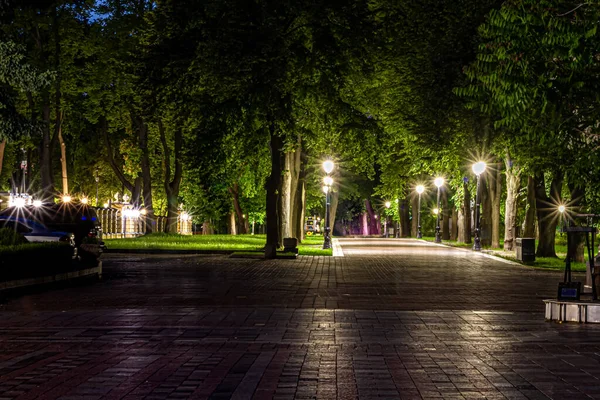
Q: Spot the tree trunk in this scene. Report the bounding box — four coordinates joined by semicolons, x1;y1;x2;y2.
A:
228;212;237;235
26;148;32;189
523;176;536;238
329;187;339;236
289;135;301;239
568;183;586;263
57;115;68;195
503;153;521;251
158;120;183;234
40;102;54;198
132;175;143;208
0;140;5;178
490;164;502;249
101;116;135;196
279;151;293;240
451;207;458;241
480;174;492;247
441;188;450;240
54;5;65;196
229;183;248;234
136;116;154;233
365;199;379;235
25;92;36;189
534;171;563;257
462;180;472;243
265;127;283;258
411;194;418;237
399;193;410;238
293;151;306;242
457;209;465;242
361;212;369;236
38;5;62;200
202;220;214;235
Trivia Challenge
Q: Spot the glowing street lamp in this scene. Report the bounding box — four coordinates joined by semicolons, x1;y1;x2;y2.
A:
558;204;566;233
434;177;444;243
62;195;72;203
80;197;89;205
472;161;487;251
33;200;43;208
13;197;26;208
322;161;334;249
416;184;425;238
384;201;391;238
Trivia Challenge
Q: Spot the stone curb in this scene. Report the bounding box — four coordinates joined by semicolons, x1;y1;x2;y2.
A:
0;262;102;291
332;238;344;257
105;248;233;255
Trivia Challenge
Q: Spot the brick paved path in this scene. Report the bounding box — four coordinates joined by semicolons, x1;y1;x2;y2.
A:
1;238;599;399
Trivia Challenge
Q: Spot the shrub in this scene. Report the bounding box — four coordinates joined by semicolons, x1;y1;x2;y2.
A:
0;228;28;246
0;242;75;281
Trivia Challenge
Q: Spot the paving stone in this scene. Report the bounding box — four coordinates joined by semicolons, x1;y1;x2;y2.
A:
0;239;597;399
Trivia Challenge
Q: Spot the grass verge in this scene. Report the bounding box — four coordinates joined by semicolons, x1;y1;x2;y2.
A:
420;235;587;272
104;233;332;256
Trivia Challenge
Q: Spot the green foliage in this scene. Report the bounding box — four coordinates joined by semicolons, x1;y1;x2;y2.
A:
0;227;29;245
459;1;600;165
0;242;74;281
0;41;52;141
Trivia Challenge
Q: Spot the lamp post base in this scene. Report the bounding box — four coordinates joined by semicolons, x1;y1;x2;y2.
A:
435;227;441;243
323;227;332;249
473;237;482;251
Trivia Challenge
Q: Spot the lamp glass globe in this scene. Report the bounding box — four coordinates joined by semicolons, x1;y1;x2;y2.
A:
472;161;487;176
385;201;391;208
323;160;334;174
416;185;425;194
558;205;566;213
323;176;333;186
434;177;444;188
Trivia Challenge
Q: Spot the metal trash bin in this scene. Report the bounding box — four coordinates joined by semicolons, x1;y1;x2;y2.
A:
516;238;535;262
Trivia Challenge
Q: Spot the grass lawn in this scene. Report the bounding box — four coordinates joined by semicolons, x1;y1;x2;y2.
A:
104;233;332;256
421;235;588;272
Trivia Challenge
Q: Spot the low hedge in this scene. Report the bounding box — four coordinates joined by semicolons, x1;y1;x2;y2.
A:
0;228;29;246
0;242;75;282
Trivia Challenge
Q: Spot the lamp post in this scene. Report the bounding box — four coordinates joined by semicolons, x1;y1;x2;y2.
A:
434;177;444;243
558;205;571;282
416;185;425;239
384;201;391;238
95;167;100;207
472;161;487;251
322;182;332;249
558;205;566;231
322;160;334;249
